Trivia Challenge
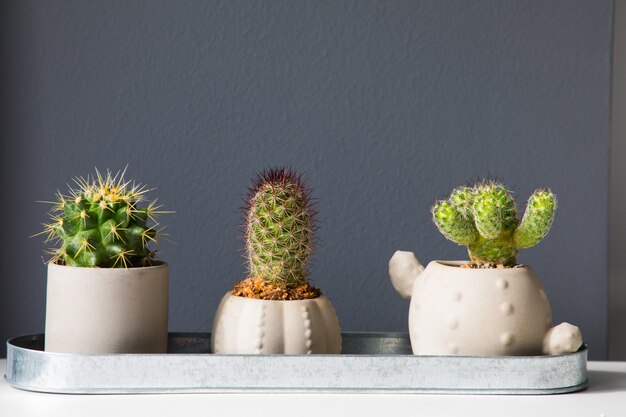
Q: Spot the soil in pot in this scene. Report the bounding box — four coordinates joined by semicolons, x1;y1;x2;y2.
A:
231;277;321;300
459;262;526;269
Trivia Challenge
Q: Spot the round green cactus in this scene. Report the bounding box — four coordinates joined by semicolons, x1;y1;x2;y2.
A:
432;181;557;266
245;168;314;286
37;169;167;268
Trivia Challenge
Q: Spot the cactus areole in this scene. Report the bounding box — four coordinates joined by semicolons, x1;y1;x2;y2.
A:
236;167;320;300
432;181;557;266
38;169;167;268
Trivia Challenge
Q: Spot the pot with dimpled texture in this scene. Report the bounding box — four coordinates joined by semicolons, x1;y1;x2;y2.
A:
389;251;582;356
211;293;341;354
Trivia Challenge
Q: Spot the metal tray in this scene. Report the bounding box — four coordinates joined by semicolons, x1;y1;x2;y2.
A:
5;333;587;395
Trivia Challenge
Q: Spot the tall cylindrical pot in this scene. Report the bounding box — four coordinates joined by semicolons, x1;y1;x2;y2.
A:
45;262;169;354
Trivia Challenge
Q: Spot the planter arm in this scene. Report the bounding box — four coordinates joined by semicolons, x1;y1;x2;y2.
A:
542;322;583;355
389;250;424;300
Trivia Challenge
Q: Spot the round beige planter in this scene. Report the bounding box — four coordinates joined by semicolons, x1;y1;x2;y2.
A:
45;262;169;354
211;292;341;354
389;251;582;356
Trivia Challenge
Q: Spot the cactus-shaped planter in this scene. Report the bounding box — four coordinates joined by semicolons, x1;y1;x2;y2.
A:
389;181;583;356
38;169;169;353
211;168;341;354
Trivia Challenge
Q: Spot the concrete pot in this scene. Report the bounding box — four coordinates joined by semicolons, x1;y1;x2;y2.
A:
45;262;169;354
389;251;582;356
211;292;341;354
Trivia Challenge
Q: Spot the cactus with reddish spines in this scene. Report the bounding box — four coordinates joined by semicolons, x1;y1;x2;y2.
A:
432;181;556;266
245;168;314;286
37;169;167;268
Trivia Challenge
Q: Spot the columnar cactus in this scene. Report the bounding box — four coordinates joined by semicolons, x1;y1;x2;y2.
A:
432;181;556;266
245;168;314;286
38;169;166;268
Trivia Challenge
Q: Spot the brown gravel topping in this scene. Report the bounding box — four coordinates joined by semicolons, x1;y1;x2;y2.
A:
460;263;525;269
231;277;321;300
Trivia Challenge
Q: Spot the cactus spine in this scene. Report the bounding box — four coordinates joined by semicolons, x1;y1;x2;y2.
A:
432;181;556;266
245;168;314;286
38;169;167;268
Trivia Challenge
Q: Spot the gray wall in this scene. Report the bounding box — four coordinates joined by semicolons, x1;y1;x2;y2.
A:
0;1;613;359
610;0;626;360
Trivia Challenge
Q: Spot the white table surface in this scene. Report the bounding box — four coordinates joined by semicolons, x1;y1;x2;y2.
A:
1;360;625;417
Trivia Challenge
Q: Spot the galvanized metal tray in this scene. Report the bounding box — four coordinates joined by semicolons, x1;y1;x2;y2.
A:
5;333;587;395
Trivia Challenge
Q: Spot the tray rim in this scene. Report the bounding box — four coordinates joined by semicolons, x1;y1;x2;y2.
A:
5;332;588;358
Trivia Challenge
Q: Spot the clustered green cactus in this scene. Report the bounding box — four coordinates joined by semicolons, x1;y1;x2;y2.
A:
245;168;314;286
38;169;166;268
432;181;557;266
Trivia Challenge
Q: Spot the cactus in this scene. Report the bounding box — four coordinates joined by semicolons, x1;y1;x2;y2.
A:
245;168;314;286
37;169;167;268
432;181;556;266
